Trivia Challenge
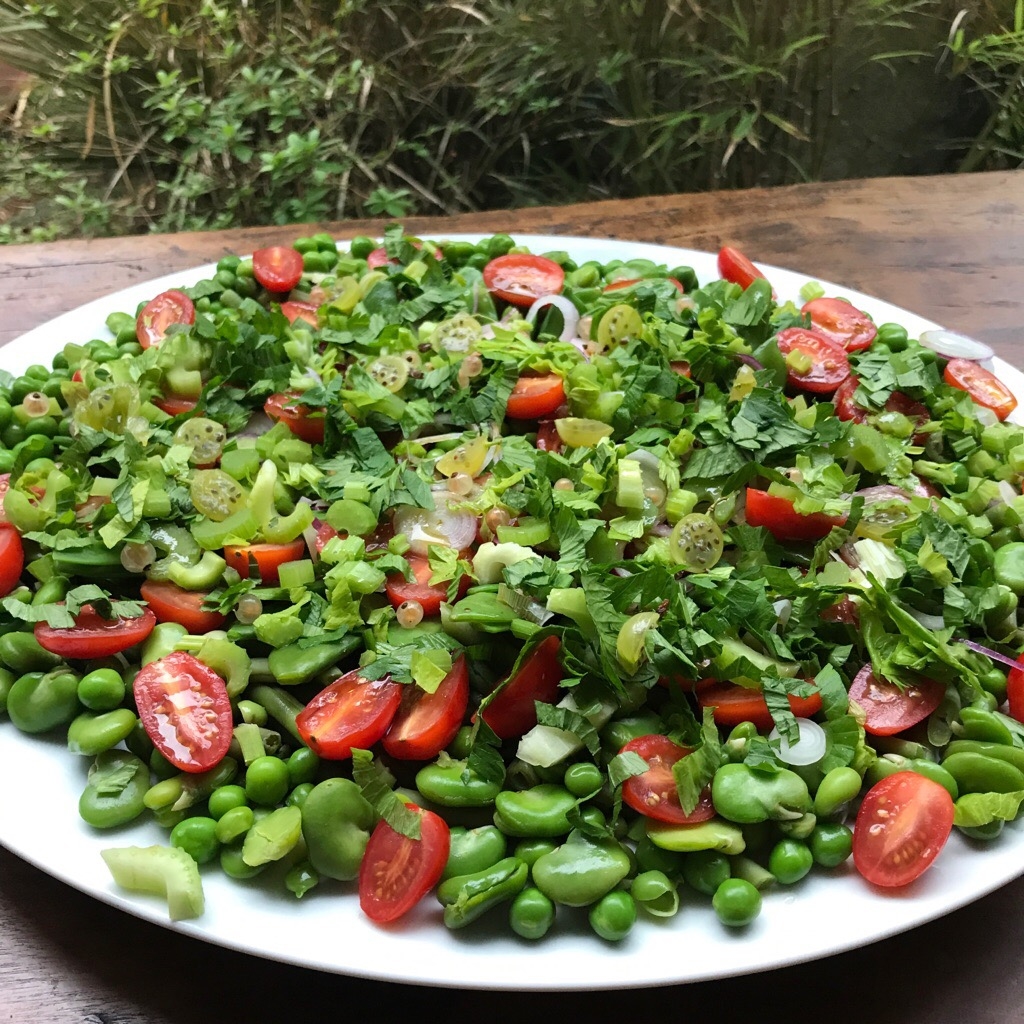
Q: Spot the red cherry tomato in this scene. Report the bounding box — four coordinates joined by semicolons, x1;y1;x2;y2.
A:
153;394;198;417
382;655;470;761
853;772;954;887
802;297;877;352
279;300;319;327
535;419;563;453
717;246;769;290
775;327;851;394
140;580;227;634
358;804;450;923
314;522;340;554
136;290;195;349
35;605;156;659
620;735;716;825
696;680;822;730
366;241;422;268
223;539;307;585
943;358;1018;421
483;254;565;308
252;246;304;293
506;374;566;420
296;669;403;759
480;635;563;739
820;596;860;626
0;525;23;595
745;487;845;543
848;665;945;736
833;375;930;442
133;651;233;773
384;554;470;617
1007;655;1024;724
264;391;325;444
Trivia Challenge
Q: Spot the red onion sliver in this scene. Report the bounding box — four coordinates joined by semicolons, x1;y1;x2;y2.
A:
958;639;1021;672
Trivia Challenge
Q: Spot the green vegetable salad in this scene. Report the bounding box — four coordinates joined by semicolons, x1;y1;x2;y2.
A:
2;225;1024;939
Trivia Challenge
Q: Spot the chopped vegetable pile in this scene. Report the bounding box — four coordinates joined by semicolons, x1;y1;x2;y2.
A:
3;227;1024;940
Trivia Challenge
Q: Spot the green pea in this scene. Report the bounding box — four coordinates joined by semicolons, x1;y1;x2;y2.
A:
875;322;909;350
813;766;862;818
67;708;137;756
0;399;12;430
215;805;255;844
633;832;684;876
0;667;14;714
286;747;319;787
78;750;149;829
601;712;663;755
216;254;242;272
509;886;556;940
286;782;314;808
0;450;13;474
171;816;221;864
564;761;603;797
589;890;637;942
22;415;57;438
493;784;577;838
220;288;243;309
348;236;376;260
768;838;813;884
244;755;290;806
442;825;508;881
208;784;249;820
810;822;853;868
630;870;680;918
980;668;1008;704
76;667;126;712
447;725;473;759
682;849;731;895
285;860;320;898
7;668;80;734
994;542;1024;595
712;878;762;927
485;234;514;258
467;252;489;271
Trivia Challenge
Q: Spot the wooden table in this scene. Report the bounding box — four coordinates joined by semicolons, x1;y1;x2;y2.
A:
2;171;1023;1021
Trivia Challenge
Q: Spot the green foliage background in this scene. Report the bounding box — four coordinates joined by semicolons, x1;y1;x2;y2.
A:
0;0;1021;243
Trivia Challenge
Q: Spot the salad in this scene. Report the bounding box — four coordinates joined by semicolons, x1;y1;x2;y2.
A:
2;226;1024;945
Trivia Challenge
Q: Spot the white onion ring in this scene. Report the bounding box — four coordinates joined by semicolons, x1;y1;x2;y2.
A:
920;329;994;362
769;718;827;766
525;294;581;342
392;494;479;555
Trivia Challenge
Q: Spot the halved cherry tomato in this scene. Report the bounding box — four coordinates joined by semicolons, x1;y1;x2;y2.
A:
279;300;319;327
358;804;450;923
480;635;563;739
252;245;304;293
775;327;851;394
833;375;930;442
0;525;23;595
483;254;565;308
943;358;1018;420
620;735;716;825
296;668;403;759
848;665;945;736
35;605;156;659
802;297;877;352
696;680;822;730
382;655;469;761
264;391;325;444
153;394;198;417
0;474;9;524
745;487;845;543
1007;655;1024;724
366;241;421;269
535;419;563;453
717;246;769;291
136;289;196;349
224;539;307;585
140;580;226;634
853;772;954;887
314;522;339;554
133;651;233;773
820;596;860;626
384;554;470;617
506;374;566;420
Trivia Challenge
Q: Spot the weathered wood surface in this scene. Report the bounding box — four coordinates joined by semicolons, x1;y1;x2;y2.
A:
2;170;1024;1022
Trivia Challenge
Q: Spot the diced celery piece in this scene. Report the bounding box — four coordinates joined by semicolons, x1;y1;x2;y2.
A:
325;498;377;537
192;508;260;550
616;458;645;510
221;447;260;482
101;845;204;920
495;517;551;546
278;559;316;589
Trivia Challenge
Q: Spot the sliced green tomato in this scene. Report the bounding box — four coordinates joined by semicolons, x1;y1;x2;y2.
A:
616;612;660;674
190;470;250;521
325;276;362;312
669;513;724;571
555;417;614;448
433;313;482;352
174;417;227;465
597;304;644;347
367;355;409;393
436;434;489;477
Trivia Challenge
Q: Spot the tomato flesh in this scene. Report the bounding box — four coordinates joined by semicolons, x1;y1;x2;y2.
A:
834;375;930;441
133;651;233;773
140;580;226;634
620;735;715;825
745;487;845;543
483;254;565;308
802;297;877;352
535;419;563;453
506;374;566;420
136;290;196;349
696;680;822;730
853;772;954;887
0;525;23;596
1008;655;1024;723
480;635;563;739
382;655;469;761
296;669;403;759
358;804;450;923
252;246;303;293
264;391;325;444
224;539;307;585
279;300;319;327
35;605;156;660
385;554;468;617
775;327;851;394
153;394;198;417
717;246;769;291
848;664;945;736
943;358;1018;420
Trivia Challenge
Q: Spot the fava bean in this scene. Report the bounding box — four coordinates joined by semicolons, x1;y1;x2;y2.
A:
67;708;137;756
300;778;375;881
7;668;79;734
532;830;631;907
813;766;862;818
682;849;730;895
78;750;149;829
493;784;577;838
646;818;746;855
216;805;256;844
416;760;503;807
942;751;1024;795
437;857;529;929
630;870;679;918
712;763;812;823
442;825;508;881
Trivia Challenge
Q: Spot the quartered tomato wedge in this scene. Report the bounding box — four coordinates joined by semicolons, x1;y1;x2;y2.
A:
717;246;770;291
35;605;156;659
133;651;233;773
382;655;469;761
264;391;325;444
943;358;1018;420
153;394;198;417
696;680;822;730
848;665;945;736
620;734;716;825
384;554;469;617
745;487;845;543
480;635;563;739
506;374;566;420
483;254;565;308
802;297;877;352
775;327;851;394
296;669;403;759
252;245;304;293
1007;654;1024;724
853;772;954;887
0;525;23;596
224;539;307;585
140;580;226;634
136;290;195;349
358;804;450;923
279;300;319;327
